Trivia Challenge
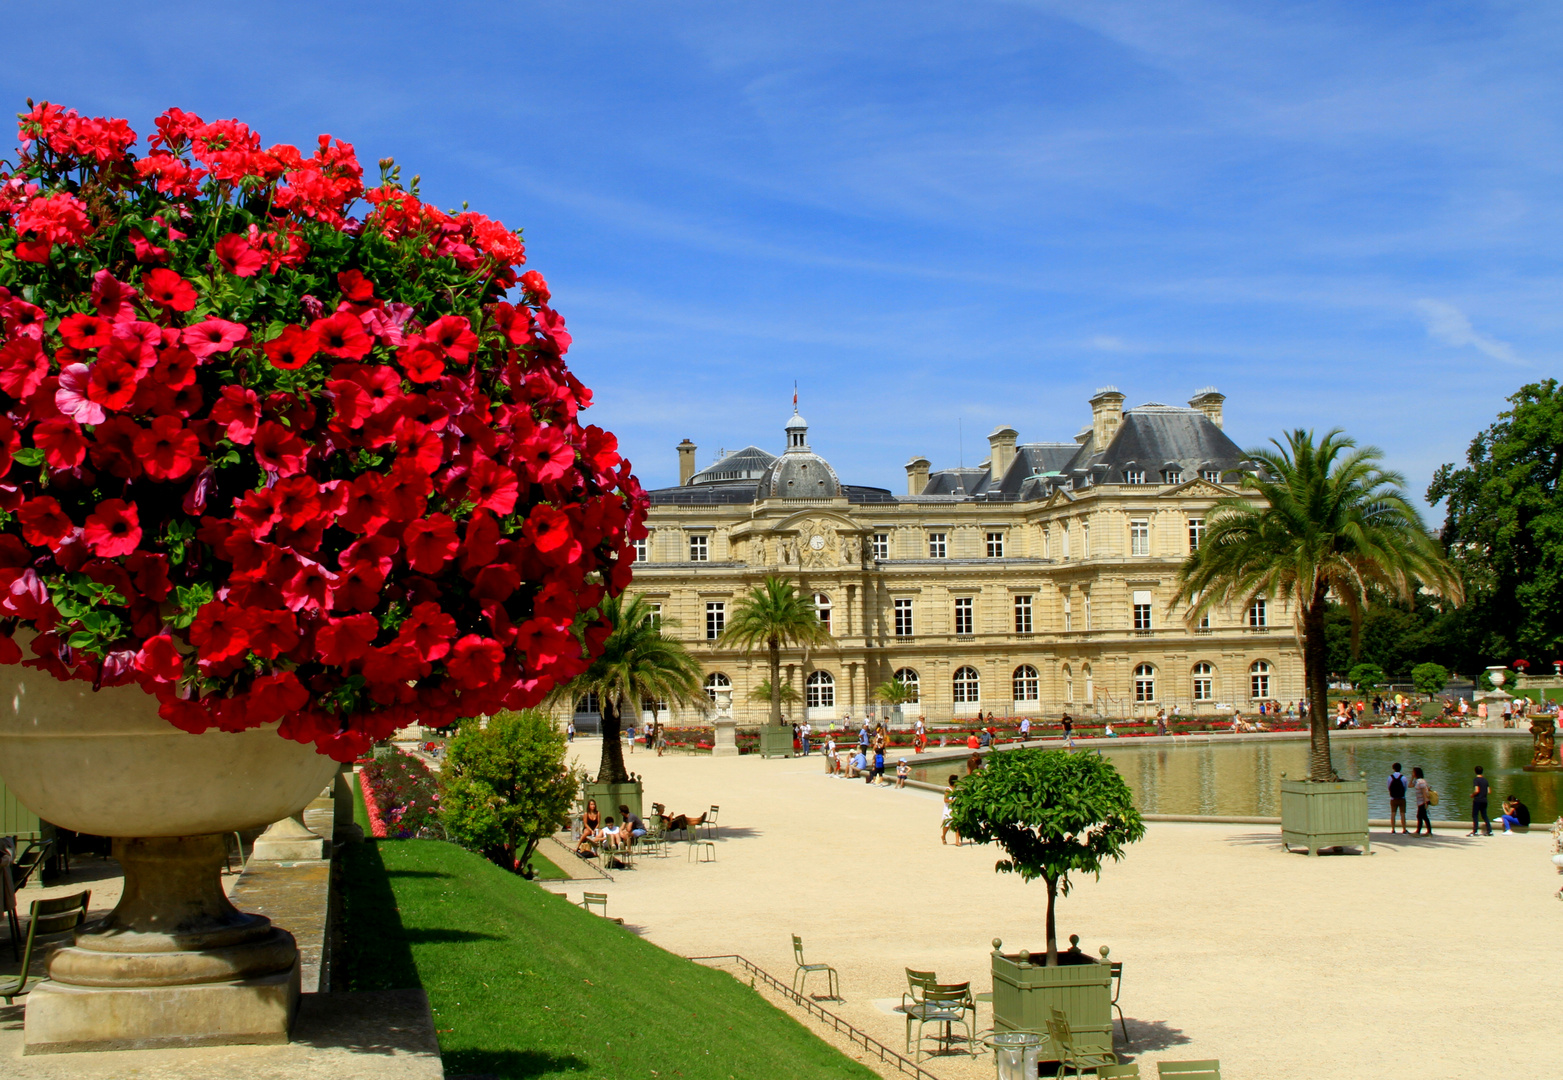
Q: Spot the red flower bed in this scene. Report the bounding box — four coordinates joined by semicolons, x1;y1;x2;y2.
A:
0;103;646;760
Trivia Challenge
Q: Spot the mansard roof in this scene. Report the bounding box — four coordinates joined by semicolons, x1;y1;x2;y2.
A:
1065;404;1249;483
688;446;777;486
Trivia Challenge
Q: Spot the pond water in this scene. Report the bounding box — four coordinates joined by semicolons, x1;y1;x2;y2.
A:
910;735;1560;822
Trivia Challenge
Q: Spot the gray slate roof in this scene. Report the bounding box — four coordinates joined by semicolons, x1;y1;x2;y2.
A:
689;446;777;486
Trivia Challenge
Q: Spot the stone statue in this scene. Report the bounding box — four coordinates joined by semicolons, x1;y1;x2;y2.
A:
1525;717;1562;771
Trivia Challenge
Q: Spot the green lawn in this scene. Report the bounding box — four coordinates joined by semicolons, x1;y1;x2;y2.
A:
340;793;876;1079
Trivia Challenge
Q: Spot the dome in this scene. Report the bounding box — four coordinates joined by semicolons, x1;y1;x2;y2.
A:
785;413;808;431
759;411;842;498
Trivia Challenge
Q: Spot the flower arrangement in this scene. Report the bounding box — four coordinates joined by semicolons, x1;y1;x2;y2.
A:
0;102;646;760
359;750;442;839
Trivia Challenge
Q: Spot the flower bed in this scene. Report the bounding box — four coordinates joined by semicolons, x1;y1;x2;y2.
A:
0;103;646;761
358;749;441;838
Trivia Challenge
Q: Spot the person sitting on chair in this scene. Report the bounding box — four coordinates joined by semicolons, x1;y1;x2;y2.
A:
619;805;647;844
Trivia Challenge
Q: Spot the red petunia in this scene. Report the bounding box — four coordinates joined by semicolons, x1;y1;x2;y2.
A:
316;613;379;665
133;415;201;481
514;425;574;484
337;269;375;302
253;421;307;475
82;499;142;557
86;357;140;412
181;318;247;359
466;456;520;515
446;634;504;688
246;671;309;725
282;559;336;613
55;364;105;425
403;514;458;573
311;311;372;360
141;268;198;312
189;601;251;662
210;386;261;444
34;418;88;469
0;338;49;399
520;269;550;301
264;325;319;370
424;315;478;363
153;347;200;390
59;312;113;351
334;560;386;612
398;343;444;383
17;496;73;547
134;633;185;684
393;601;456;662
248;609;300;659
271;476;322;529
214;233;265;277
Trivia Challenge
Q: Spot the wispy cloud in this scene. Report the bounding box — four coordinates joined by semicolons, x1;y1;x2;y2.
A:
1413;300;1524;366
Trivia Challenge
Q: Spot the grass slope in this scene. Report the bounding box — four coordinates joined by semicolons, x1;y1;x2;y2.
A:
341;795;876;1079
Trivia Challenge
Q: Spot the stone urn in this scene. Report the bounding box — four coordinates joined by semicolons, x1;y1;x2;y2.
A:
0;664;338;1053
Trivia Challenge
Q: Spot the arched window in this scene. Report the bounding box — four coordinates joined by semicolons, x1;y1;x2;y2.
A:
703;672;731;703
952;666;981;704
1083;662;1094;704
1134;663;1156;703
893;668;920;704
1062;663;1074;704
1192;662;1214;701
1250;660;1272;700
814;592;832;633
805;670;835;708
1013;665;1039;702
575;693;600;714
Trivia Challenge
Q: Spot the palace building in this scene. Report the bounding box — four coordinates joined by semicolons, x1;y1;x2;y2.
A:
601;387;1302;728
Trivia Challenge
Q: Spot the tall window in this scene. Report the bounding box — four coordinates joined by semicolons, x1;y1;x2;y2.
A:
986;532;1004;558
689;534;708;562
1082;522;1090;557
954;597;973;636
1130;519;1149;556
952;666;981;704
1013;665;1039;702
1202;469;1222;483
1060;522;1070;559
893;668;920;703
1062;594;1072;632
705;601;725;639
1188;518;1206;552
1134;663;1156;703
894;598;914;637
814;592;832;633
1042;527;1050;559
1124;469;1144;485
575;692;599;714
805;670;835;708
644;603;663;630
1248;599;1268;628
871;533;889;561
1063;664;1074;703
928;532;947;559
1250;661;1271;699
1132;590;1152;631
1162;469;1183;484
1083;663;1094;703
703;672;730;703
632;537;647;562
1083;592;1091;630
1014;595;1033;634
1192;662;1213;701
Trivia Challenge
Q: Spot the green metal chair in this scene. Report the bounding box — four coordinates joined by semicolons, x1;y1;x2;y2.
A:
791;934;840;1000
2;890;91;1004
1098;1065;1142;1079
10;838;52;891
1046;1008;1118;1078
902;967;937;1011
1105;957;1129;1045
1157;1061;1220;1079
906;981;977;1060
642;816;669;858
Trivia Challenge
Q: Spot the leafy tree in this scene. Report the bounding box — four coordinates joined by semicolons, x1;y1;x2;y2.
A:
948;749;1144;966
1429;380;1563;669
441;710;581;874
1174;429;1460;781
874;678;915;706
747;679;799;706
1347;662;1385;692
720;577;831;727
559;594;704;784
1411;662;1451;696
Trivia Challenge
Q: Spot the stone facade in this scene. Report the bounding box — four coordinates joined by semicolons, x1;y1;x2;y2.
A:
602;388;1302;727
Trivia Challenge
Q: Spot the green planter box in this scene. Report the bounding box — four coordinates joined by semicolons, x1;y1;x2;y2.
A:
1281;779;1370;856
990;939;1113;1056
758;725;795;759
583;779;643;822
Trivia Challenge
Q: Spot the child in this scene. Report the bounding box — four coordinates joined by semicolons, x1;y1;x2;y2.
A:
896;759;910;788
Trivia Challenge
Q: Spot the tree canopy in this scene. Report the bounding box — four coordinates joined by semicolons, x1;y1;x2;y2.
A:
1429;380;1563;669
1347;662;1385;691
947;749;1144;966
1411;662;1451;696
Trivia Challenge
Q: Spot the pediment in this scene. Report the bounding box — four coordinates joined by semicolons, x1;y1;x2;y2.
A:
1160;479;1231;499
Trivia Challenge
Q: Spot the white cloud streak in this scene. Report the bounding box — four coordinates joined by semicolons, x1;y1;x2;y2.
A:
1413;300;1524;366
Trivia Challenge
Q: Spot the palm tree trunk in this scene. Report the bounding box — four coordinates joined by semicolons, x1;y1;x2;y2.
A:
1302;593;1337;782
1043;875;1059;967
768;637;782;727
597;698;630;783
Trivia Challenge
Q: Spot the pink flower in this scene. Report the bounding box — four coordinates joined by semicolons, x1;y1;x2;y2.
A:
55;364;106;425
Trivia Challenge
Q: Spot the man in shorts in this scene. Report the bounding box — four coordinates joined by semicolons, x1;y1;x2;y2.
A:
1387;763;1408;834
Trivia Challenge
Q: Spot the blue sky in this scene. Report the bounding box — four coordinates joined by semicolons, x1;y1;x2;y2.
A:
5;2;1560;512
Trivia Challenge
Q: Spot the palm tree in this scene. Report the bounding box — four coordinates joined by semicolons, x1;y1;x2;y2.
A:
873;678;914;707
748;679;800;708
1173;429;1460;781
720;576;831;727
561;594;705;784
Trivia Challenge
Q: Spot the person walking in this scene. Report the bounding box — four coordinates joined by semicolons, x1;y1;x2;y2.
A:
800;720;811;756
566;718;576;742
1387;763;1409;834
941;775;961;846
1411;766;1432;835
1469;766;1492;836
1019;716;1031;741
1062;713;1074;747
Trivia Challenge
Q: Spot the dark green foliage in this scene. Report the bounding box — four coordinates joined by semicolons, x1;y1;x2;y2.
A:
361;751;443;838
441;709;580;873
1347;663;1385;691
948;749;1144;966
1411;662;1451;696
1429;380;1563;670
722;577;832;727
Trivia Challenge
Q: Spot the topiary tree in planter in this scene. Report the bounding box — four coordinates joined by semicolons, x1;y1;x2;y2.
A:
948;748;1144;966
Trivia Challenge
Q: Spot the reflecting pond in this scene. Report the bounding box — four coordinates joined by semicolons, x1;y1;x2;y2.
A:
910;736;1560;822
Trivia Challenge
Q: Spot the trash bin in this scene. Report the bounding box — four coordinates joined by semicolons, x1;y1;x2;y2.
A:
985;1030;1043;1080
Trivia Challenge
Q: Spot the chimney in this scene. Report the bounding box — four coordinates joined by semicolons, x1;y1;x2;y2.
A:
1089;387;1125;450
987;425;1018;482
906;456;931;496
677;439;697;485
1189;387;1225;429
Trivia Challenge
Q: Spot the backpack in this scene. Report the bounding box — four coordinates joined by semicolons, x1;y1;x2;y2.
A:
1388;774;1406;799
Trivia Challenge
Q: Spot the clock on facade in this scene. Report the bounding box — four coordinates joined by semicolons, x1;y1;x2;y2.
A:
809;535;825;550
